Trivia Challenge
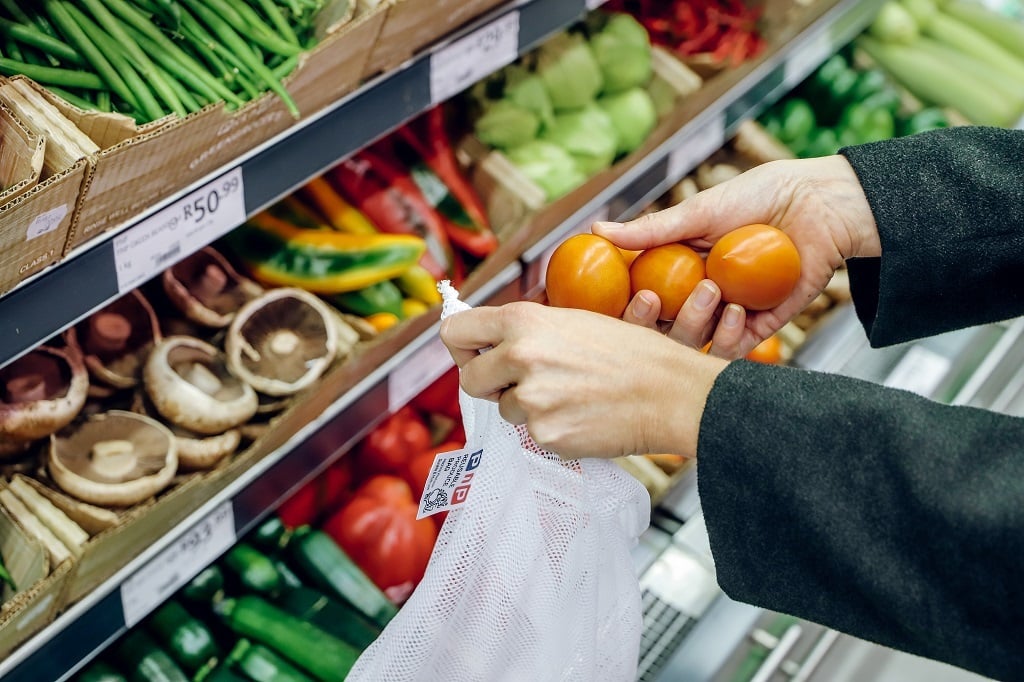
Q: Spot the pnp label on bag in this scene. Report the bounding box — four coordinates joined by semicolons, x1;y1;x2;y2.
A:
416;446;484;519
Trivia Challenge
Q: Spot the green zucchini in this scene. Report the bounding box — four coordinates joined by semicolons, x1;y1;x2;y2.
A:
228;639;313;682
193;663;249;682
250;516;290;552
113;630;189;682
276;585;381;650
215;595;358;682
145;600;220;673
181;565;225;604
221;543;282;595
74;660;128;682
288;527;397;629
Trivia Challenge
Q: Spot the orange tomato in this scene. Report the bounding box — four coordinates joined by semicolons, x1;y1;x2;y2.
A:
745;334;783;364
546;234;631;317
706;224;800;311
628;244;705;320
618;248;642;267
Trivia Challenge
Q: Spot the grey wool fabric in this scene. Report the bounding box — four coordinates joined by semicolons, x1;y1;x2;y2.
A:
697;127;1024;682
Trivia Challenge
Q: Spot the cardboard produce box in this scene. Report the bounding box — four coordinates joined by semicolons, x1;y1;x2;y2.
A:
363;0;511;77
0;495;73;658
33;1;389;253
0;98;85;296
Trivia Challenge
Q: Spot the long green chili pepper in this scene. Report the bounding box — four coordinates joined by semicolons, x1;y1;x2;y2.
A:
79;0;186;117
100;0;244;106
0;57;107;89
180;0;300;117
44;0;139;110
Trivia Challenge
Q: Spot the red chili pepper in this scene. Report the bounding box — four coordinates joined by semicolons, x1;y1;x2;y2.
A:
329;151;458;281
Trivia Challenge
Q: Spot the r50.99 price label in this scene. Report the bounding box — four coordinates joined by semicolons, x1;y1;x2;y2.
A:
114;167;245;292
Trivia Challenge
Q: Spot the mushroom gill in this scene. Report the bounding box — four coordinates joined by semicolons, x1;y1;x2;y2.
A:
163;248;263;328
65;291;162;389
0;345;88;443
225;289;339;396
49;410;177;507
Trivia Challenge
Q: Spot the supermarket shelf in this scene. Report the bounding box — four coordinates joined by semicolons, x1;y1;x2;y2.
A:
0;0;586;370
0;264;522;682
0;0;889;676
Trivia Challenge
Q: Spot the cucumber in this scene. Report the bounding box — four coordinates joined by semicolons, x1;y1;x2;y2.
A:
145;600;220;673
276;585;381;650
221;543;282;595
273;557;304;592
74;661;127;682
215;595;359;682
113;630;189;682
288;527;397;629
228;639;314;682
181;565;225;604
250;516;290;552
194;663;249;682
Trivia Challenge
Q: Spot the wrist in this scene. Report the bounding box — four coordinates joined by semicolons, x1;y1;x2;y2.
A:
804;155;882;260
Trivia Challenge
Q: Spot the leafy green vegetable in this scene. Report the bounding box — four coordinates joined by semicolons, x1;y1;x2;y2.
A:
541;104;619;176
474;100;540;149
591;13;652;93
536;32;604;111
599;87;657;154
505;140;587;200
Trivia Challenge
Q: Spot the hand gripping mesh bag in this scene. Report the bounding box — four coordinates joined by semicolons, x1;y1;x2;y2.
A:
347;283;651;682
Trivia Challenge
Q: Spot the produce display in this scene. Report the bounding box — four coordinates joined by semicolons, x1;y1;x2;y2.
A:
606;0;766;69
0;0;335;122
469;11;696;200
858;0;1024;127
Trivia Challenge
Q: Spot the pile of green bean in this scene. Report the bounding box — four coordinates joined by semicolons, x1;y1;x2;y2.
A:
0;0;330;123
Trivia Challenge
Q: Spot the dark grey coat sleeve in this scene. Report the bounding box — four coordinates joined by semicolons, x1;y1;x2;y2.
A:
697;127;1024;682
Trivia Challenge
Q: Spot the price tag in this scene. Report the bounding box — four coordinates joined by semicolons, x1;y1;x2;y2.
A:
114;167;245;293
667;114;726;183
883;346;952;398
784;32;833;89
526;204;610;296
388;336;456;414
121;502;235;627
26;205;69;241
430;11;520;104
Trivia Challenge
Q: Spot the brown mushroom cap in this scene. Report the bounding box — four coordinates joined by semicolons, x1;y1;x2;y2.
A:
144;336;258;435
175;428;240;471
163;248;263;328
225;288;339;396
65;291;162;389
49;410;177;507
0;345;88;441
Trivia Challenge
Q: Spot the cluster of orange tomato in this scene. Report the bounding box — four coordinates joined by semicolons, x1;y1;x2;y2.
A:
545;223;800;362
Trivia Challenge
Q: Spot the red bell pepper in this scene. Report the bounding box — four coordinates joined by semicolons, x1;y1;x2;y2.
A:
323;475;438;603
354;406;433;479
396;107;499;259
410;366;462;421
329;151;460;282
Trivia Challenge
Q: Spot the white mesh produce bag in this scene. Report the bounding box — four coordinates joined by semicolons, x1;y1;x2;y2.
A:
347;283;650;682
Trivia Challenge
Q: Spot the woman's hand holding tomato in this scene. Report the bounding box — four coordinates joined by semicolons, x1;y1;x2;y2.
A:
596;155;879;357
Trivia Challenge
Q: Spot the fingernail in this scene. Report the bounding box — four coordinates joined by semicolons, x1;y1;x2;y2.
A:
694;281;716;310
632;292;654;317
723;304;743;328
593;221;622;232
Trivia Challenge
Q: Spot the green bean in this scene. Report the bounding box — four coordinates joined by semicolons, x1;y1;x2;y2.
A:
271;54;300;80
79;0;186;117
3;35;21;61
255;0;299;47
180;0;299;116
96;89;111;111
47;85;97;110
208;0;302;56
151;0;181;29
0;17;84;66
0;57;107;89
44;0;138;109
156;60;201;112
175;12;257;98
100;0;243;106
0;0;36;28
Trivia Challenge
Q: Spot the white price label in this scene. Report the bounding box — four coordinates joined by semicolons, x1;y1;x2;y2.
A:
668;114;726;182
121;502;235;627
528;205;610;295
883;346;952;398
26;204;69;241
784;32;833;89
388;336;456;414
430;12;520;104
114;167;245;293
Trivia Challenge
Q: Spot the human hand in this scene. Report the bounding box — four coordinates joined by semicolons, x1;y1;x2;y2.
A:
440;301;728;460
596;155;879;357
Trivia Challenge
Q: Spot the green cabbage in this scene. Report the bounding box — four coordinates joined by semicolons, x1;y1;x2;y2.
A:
504;65;555;128
591;14;653;93
474;100;540;149
599;87;657;154
505;141;587;200
536;32;604;111
541;104;619;176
